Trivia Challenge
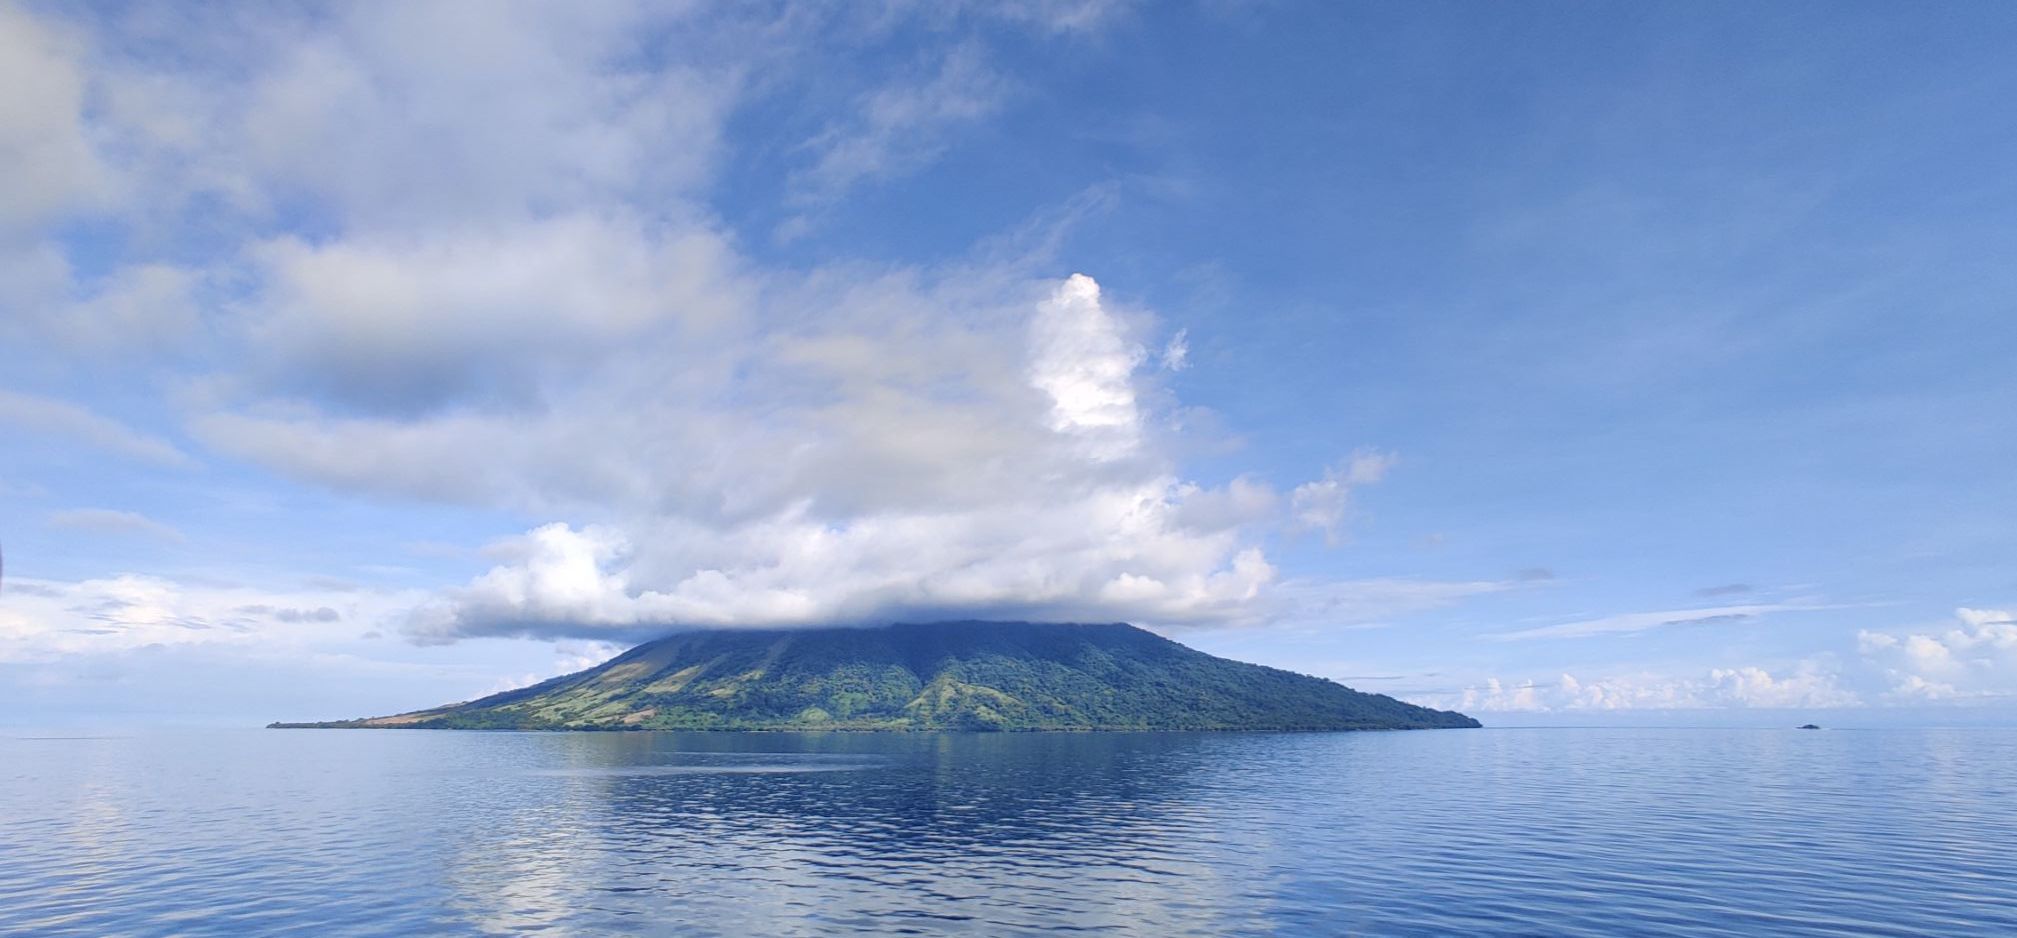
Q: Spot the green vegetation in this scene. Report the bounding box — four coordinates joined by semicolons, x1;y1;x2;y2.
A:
271;621;1480;732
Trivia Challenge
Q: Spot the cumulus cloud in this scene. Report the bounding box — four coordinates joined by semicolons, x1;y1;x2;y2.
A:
1453;660;1860;712
1290;451;1395;544
1406;602;2017;713
390;274;1285;643
1859;608;2017;701
1445;606;2017;712
5;2;1393;650
479;640;628;697
1028;273;1146;458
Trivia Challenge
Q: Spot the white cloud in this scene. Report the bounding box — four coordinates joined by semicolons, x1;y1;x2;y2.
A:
1494;601;1842;641
1;2;753;244
1452;660;1860;712
0;390;195;468
1028;273;1146;459
406;498;1278;645
188;243;1390;644
1160;327;1189;372
1;262;206;356
553;639;626;676
381;274;1274;641
47;508;185;542
1859;607;2017;701
936;0;1137;35
243;214;745;414
3;3;1428;652
0;3;112;228
61;264;206;352
1439;605;2017;712
1290;450;1395;544
791;44;1008;206
0;573;403;664
0;565;648;722
0;248;204;358
236;3;736;227
476;637;625;696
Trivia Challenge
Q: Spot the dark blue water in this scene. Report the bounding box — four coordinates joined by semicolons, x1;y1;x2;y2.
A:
4;727;2015;936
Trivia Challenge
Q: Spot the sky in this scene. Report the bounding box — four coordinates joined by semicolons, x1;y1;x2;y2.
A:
3;0;2015;727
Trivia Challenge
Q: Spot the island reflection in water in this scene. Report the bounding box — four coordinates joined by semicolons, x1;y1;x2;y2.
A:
4;727;2016;935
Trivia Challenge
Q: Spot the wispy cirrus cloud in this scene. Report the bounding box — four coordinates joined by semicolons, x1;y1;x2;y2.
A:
1269;576;1528;629
790;44;1010;208
47;508;185;543
1492;601;1846;641
0;391;194;469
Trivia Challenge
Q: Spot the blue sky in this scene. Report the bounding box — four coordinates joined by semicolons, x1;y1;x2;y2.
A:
3;1;2014;725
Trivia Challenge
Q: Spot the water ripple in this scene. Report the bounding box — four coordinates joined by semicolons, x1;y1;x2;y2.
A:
4;728;2016;935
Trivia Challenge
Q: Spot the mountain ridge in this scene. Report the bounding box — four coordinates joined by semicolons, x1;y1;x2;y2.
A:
271;621;1480;732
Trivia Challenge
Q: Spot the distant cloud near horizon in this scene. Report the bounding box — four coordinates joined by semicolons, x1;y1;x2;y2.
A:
1452;663;1859;712
1450;607;2017;713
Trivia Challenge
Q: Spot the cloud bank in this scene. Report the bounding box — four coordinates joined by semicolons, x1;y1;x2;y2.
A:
1860;608;2017;701
2;3;1364;645
397;274;1285;643
1455;662;1859;712
1447;608;2017;712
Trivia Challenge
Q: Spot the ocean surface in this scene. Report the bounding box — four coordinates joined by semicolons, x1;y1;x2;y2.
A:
3;727;2015;936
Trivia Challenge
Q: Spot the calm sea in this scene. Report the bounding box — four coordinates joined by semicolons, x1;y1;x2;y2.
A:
3;727;2014;936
